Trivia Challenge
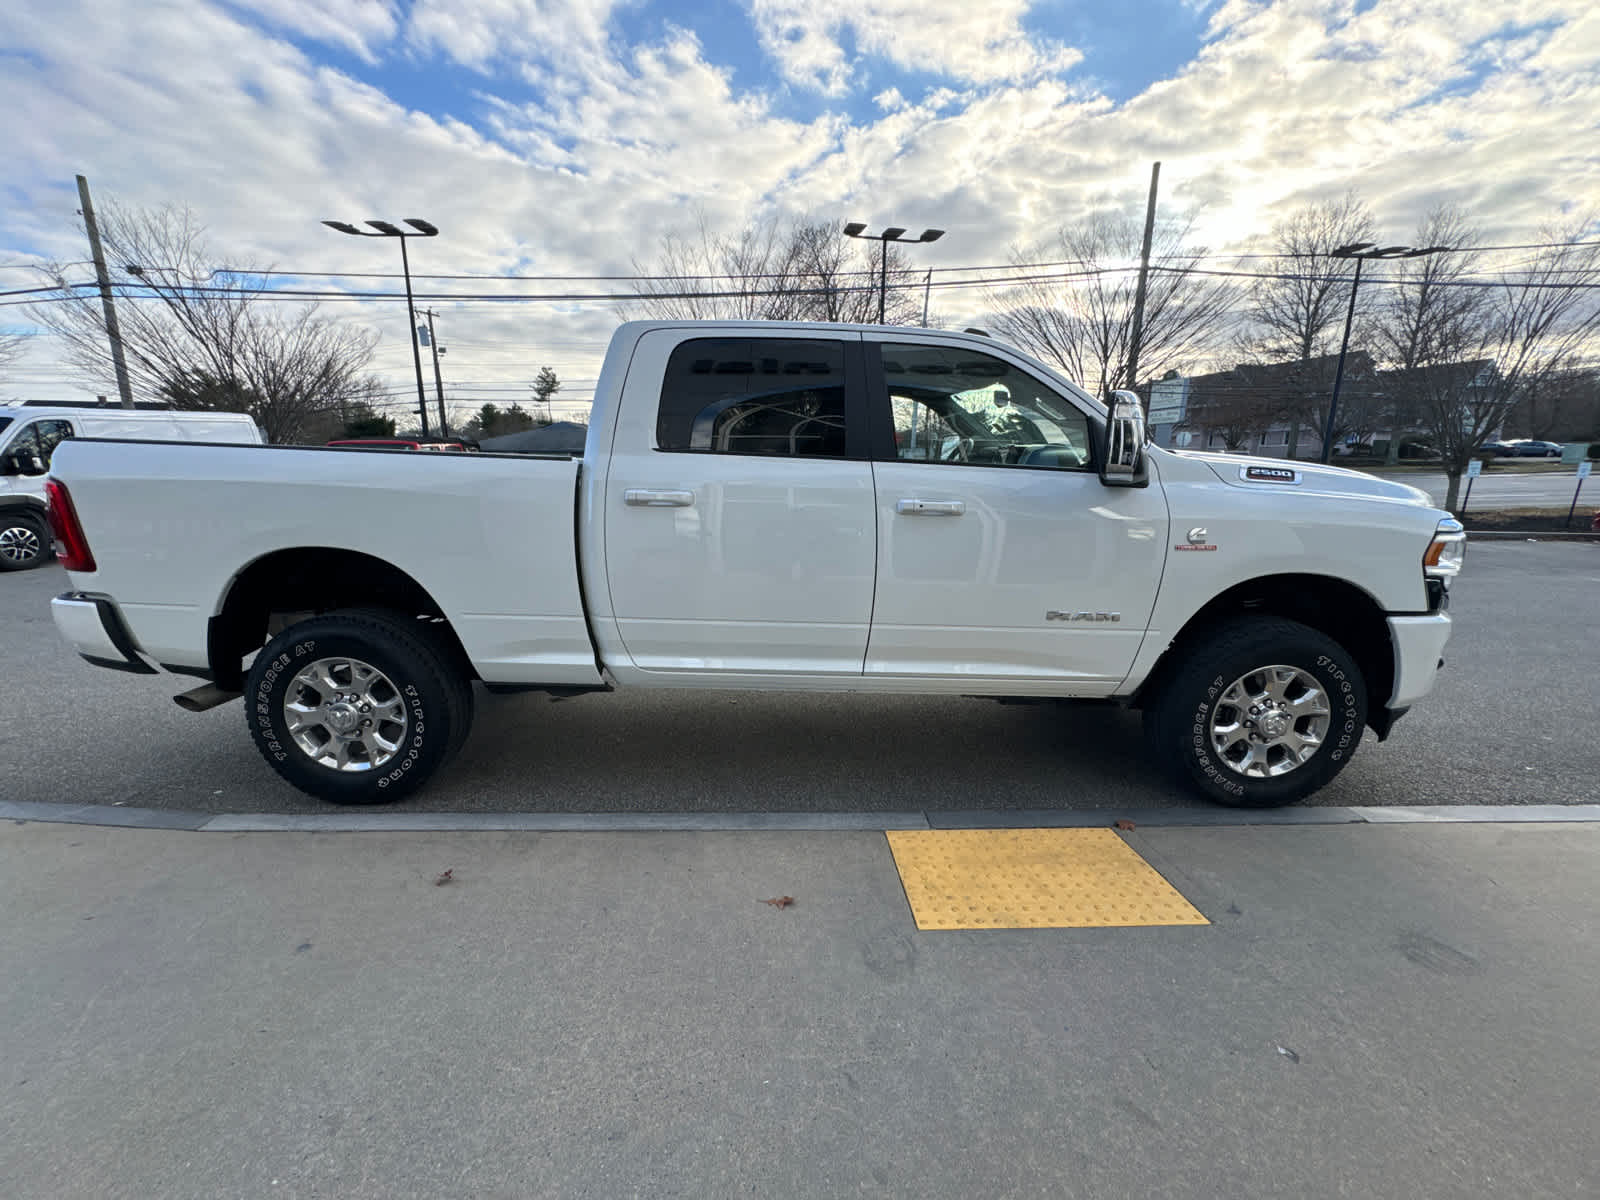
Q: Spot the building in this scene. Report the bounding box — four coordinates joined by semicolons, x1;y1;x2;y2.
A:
1148;352;1381;459
1149;353;1507;460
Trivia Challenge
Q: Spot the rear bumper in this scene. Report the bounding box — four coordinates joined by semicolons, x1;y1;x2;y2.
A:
52;592;157;675
1388;613;1452;709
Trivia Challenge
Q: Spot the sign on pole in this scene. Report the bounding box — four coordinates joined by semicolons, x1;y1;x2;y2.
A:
1460;457;1483;514
1566;461;1592;528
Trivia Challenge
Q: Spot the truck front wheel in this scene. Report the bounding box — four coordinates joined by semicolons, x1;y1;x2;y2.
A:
1146;618;1367;808
244;609;472;804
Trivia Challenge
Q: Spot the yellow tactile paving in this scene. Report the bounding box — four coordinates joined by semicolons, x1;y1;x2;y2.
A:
886;828;1209;930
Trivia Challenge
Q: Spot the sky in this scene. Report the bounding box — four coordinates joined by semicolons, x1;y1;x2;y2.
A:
1;0;1597;421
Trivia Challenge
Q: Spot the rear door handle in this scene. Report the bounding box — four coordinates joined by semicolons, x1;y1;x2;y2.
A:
624;489;695;508
896;498;965;516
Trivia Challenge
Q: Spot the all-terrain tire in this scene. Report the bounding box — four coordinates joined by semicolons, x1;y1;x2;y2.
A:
245;608;472;804
1145;617;1366;808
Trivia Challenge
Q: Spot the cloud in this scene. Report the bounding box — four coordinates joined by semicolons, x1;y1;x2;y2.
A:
745;0;1083;95
227;0;400;63
1;0;1597;412
404;0;632;72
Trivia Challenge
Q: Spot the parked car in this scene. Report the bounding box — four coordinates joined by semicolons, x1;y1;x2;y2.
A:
0;402;262;571
1511;440;1564;458
1479;440;1520;457
48;320;1463;810
1396;439;1441;460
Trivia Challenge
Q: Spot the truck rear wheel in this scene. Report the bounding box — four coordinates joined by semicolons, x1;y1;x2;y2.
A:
1145;617;1366;808
244;609;472;804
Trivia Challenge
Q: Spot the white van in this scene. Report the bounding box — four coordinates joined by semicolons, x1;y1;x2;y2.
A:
0;402;264;571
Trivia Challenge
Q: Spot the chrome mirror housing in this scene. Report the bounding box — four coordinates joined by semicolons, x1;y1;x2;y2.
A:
1099;390;1149;487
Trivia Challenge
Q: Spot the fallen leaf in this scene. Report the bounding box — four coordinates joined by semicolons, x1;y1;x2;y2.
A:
434;869;454;886
762;896;795;909
1114;819;1136;831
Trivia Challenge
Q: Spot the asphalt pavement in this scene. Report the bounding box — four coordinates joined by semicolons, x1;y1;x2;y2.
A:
2;541;1595;817
2;818;1596;1198
1385;466;1595;509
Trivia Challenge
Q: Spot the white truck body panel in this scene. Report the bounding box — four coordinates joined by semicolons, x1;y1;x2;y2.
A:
598;327;877;675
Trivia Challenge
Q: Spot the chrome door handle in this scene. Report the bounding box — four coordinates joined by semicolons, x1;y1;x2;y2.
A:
624;488;695;508
896;498;965;516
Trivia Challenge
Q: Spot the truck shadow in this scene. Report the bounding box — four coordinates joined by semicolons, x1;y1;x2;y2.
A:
428;688;1182;813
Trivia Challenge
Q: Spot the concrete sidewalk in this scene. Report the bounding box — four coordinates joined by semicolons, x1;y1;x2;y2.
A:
3;821;1596;1199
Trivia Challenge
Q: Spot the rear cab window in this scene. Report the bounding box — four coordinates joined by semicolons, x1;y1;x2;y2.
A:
655;337;857;458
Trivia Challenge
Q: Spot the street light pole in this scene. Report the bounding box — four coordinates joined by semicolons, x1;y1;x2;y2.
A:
1321;241;1450;464
842;222;944;325
323;218;439;438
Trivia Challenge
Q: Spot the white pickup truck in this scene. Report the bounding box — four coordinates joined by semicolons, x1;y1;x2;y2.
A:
47;321;1464;808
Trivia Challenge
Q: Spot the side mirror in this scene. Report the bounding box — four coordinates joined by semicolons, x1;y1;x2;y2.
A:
1098;390;1149;487
0;452;44;477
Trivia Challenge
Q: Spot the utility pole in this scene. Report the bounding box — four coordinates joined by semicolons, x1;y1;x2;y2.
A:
76;175;133;408
1125;161;1160;400
421;309;448;437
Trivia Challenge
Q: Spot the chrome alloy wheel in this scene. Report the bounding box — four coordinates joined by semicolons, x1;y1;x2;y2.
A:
0;523;42;564
1208;665;1332;778
283;656;408;772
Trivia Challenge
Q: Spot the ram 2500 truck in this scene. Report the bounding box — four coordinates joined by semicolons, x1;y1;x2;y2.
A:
46;321;1464;807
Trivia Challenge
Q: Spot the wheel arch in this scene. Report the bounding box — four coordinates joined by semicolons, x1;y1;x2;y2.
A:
210;547;474;691
1134;573;1394;734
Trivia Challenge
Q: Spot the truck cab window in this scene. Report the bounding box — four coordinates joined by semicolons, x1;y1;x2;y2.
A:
879;343;1091;471
657;338;848;457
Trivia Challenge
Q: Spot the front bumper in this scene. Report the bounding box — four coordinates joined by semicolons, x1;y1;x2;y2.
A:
1388;613;1452;709
52;592;156;675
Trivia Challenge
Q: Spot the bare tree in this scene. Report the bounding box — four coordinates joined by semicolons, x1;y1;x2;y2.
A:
28;199;380;442
984;211;1238;400
1379;215;1600;509
1243;191;1376;455
0;329;26;389
627;215;923;324
1182;382;1284;452
1371;206;1486;463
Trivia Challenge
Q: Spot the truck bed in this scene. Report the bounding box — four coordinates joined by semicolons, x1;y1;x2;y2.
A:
49;440;602;686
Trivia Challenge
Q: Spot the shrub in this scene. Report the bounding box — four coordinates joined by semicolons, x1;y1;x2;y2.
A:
1588;442;1600;460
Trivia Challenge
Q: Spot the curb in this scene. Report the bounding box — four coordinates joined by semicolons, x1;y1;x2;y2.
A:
6;799;1600;834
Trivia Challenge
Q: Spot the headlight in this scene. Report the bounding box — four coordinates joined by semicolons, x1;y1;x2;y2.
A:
1423;518;1466;578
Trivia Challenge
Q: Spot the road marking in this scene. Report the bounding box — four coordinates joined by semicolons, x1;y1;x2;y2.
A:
886;828;1209;930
